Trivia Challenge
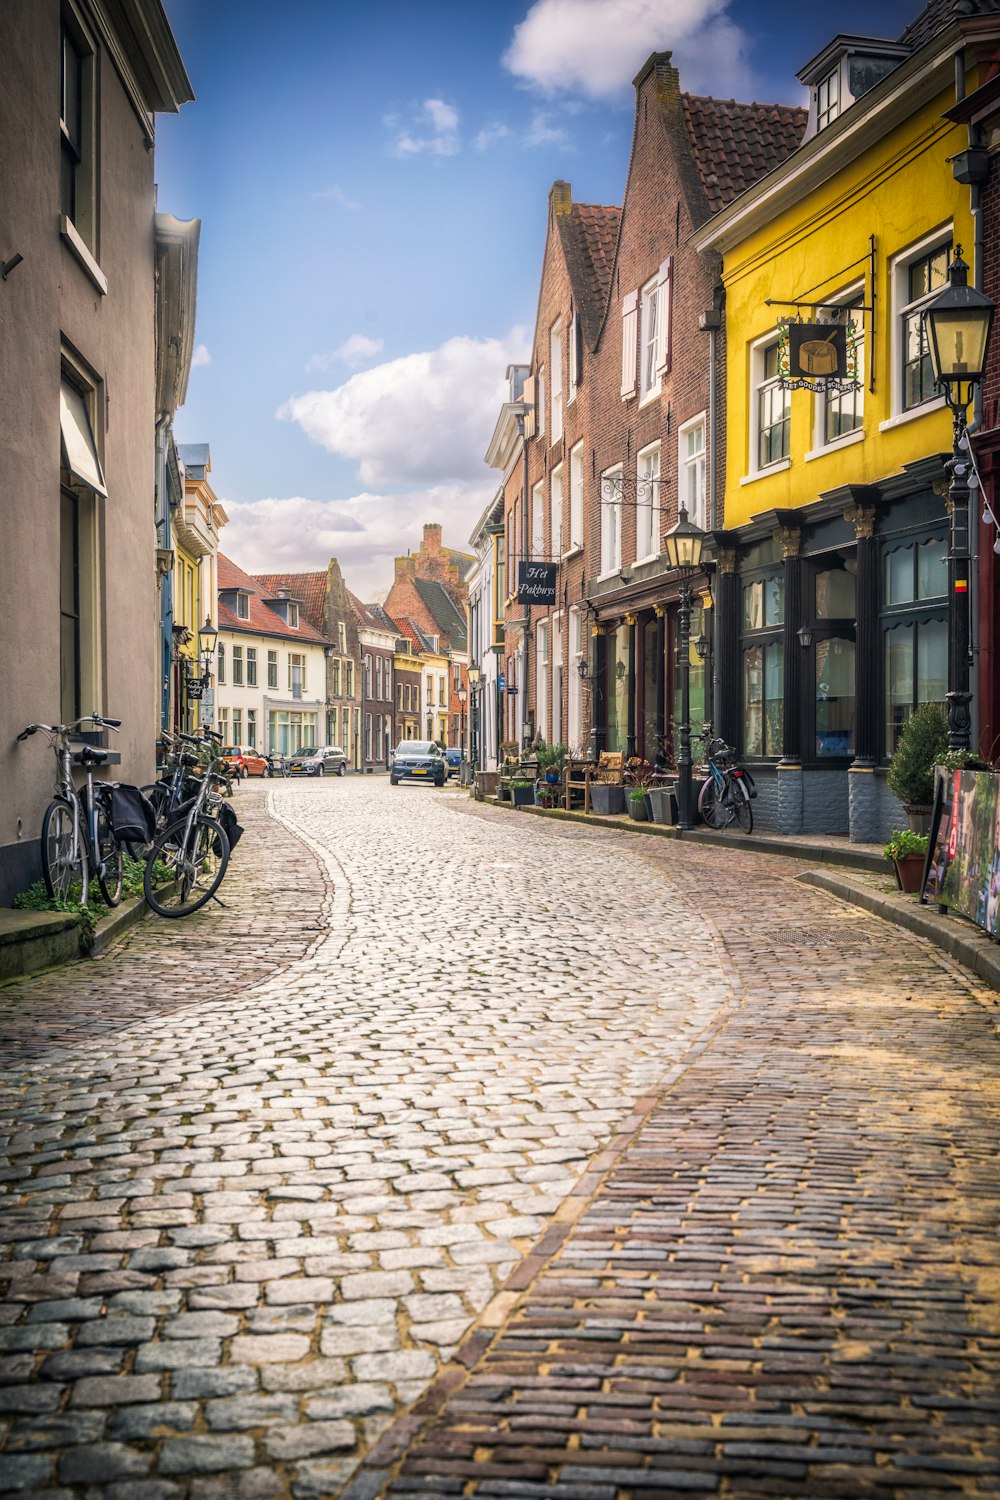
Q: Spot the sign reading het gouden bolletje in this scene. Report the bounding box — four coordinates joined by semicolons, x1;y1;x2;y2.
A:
518;561;557;605
778;318;859;393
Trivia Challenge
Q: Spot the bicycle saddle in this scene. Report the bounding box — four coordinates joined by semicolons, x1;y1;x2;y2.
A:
73;746;109;766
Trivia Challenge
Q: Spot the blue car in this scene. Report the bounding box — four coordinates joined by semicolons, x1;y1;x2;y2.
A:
390;742;447;787
444;749;462;779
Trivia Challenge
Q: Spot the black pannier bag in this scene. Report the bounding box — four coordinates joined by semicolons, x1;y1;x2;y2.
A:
109;784;157;845
216;800;244;852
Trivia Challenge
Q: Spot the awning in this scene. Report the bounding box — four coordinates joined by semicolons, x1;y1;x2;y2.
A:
60;381;107;496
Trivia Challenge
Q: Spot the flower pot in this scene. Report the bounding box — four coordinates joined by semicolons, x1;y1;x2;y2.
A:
590;784;626;816
511;784;534;808
627;795;649;822
904;804;933;835
646;786;675;825
544;771;560;785
893;853;926;893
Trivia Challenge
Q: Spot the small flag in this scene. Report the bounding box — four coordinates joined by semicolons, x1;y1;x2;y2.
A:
955;579;968;592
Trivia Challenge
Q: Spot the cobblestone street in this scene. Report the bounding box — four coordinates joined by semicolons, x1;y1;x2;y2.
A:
0;780;998;1499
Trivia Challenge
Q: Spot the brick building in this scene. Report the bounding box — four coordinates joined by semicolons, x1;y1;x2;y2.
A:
349;594;396;771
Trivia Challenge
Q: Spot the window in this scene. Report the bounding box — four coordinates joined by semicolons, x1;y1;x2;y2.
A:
247;709;257;749
427;676;434;706
397;683;403;710
882;533;948;753
536;621;550;742
822;299;865;444
741;544;785;758
550;463;563;558
232;709;242;746
267;649;278;688
550;320;563;443
247;647;257;686
236;592;249;620
678;415;707;529
899;237;952;412
755;339;790;470
346;661;354;697
59;368;104;722
218;708;228;741
60;489;81;724
332;659;341;697
287;602;299;629
269;709;317;756
217;642;225;685
815;69;839;130
640;277;660;401
60;7;97;256
569;442;584;550
568;605;584;752
492;532;505;646
289;652;306;696
532;480;544;560
537;366;545;439
232;645;243;687
376;657;383;700
636;443;660;561
600;466;622;576
568;310;581;401
338;622;347;654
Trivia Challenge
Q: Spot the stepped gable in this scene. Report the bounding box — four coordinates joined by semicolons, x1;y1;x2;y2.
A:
681;94;808;216
899;0;1000;51
218;554;327;643
253;570;327;636
557;203;622;350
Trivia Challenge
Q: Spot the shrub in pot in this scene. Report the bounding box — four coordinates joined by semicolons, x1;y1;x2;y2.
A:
510;779;534;808
884;828;929;893
886;703;948;831
627;787;649;822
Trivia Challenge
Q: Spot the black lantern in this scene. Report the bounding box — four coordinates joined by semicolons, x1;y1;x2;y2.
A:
923;248;995;412
663;507;707;831
198;616;218;658
797;623;814;650
663;506;706;575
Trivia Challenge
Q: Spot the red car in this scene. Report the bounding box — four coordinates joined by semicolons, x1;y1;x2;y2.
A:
220;745;270;778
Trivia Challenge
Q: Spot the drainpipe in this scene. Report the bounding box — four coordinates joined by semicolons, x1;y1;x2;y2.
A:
518;414;531;748
700;295;724;735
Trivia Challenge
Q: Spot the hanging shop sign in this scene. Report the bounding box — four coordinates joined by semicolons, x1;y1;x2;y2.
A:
778;318;859;393
517;561;557;605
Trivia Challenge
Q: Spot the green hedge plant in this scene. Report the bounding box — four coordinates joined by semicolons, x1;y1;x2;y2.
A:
886;703;948;808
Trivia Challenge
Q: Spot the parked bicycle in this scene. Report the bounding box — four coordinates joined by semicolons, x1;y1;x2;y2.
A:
142;734;238;918
130;727;222;856
697;733;756;833
16;713;124;907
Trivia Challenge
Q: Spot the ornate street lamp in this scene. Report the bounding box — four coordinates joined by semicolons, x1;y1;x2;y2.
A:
923;247;996;750
663;506;706;830
197;616;218;682
467;667;480;770
456;682;468;764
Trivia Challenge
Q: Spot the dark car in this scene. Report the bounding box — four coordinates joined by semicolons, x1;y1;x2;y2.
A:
288;746;348;777
444;749;462;779
390;741;446;787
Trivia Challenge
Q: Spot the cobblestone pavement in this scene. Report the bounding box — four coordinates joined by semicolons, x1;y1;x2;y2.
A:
0;780;736;1498
350;836;1000;1500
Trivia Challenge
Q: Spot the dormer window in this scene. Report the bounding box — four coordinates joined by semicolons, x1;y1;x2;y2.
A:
815;71;839;132
236;591;249;620
287;602;299;629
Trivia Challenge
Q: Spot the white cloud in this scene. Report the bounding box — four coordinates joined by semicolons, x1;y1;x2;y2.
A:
310;183;360;210
218;486;492;601
305;335;385;373
473;122;512;151
524;110;571;149
279;326;530;489
504;0;754;101
190;343;212;369
387;97;461;157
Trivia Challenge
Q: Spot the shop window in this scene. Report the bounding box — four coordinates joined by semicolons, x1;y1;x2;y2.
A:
815;636;856;757
744;642;784;757
882;532;948;753
742;573;784;631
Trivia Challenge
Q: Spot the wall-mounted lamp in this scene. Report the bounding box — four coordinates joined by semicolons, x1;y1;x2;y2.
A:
797;623;814;650
577;657;590;681
694;633;709;660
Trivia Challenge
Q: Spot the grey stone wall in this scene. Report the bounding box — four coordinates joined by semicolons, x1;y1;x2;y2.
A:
745;766;781;831
803;769;850;835
850;769;907;845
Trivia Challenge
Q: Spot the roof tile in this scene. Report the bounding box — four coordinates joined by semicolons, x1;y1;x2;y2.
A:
680;94;808;215
218;554;327;644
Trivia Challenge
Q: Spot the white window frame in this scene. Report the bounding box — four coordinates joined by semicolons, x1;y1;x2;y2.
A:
550;463;563;559
568;441;584;553
639;276;660;403
217;642;225;685
287;602;299;629
246;646;257;686
550;319;563;443
551;611;563;748
532;479;544;560
600;465;622;578
232;643;244;687
267;649;277;688
537;365;546;439
568;604;584;753
621;290;638;400
568;311;580;403
536;620;550;743
807;288;866;459
635;442;660;563
678;413;707;529
882;227;952;428
747;330;791;481
236;592;249;620
815;69;839;131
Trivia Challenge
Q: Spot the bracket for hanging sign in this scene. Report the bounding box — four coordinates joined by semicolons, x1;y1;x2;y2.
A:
766;235;877;395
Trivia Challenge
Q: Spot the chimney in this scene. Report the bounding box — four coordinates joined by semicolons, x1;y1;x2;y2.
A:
549;180;572;220
394;555;416;581
423;523;442;555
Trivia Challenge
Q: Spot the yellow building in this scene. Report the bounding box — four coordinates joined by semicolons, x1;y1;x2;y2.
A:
695;11;998;841
171;445;227;733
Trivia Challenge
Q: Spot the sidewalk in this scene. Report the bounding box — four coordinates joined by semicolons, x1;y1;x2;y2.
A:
344;834;1000;1500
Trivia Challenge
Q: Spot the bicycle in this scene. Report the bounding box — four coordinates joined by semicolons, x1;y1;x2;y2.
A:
142;737;234;918
696;734;756;834
16;713;125;907
130;728;221;856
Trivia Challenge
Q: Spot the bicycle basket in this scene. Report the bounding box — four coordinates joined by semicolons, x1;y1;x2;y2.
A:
108;784;157;844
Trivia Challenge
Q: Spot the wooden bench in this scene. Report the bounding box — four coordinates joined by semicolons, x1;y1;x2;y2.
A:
563;751;624;811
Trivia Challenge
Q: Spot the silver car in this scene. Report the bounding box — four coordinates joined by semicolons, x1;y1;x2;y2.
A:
288;746;348;777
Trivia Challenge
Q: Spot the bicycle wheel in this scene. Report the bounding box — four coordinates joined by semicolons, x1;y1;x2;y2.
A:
697;778;730;830
144;813;230;918
41;798;88;904
733;782;754;834
94;792;123;907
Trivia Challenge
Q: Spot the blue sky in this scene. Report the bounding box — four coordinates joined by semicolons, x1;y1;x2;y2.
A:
157;0;920;597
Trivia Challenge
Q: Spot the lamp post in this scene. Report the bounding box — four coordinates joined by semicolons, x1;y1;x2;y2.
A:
923;247;996;752
664;506;707;830
456;682;468;767
467;666;480;771
194;616;218;728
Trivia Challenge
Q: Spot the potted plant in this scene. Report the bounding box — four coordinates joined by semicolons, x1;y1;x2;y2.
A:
884;828;929;893
590;779;626;815
627;786;649;822
510;778;534;808
886;703;948;832
536;742;567;785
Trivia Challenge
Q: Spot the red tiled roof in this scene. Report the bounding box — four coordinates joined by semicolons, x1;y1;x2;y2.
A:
217;553;328;644
396;619;423;652
346;588;396;636
253;570;327;636
681;94;808;216
559;203;622;349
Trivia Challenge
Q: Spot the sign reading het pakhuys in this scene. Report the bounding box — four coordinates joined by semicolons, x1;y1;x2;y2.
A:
517;561;557;605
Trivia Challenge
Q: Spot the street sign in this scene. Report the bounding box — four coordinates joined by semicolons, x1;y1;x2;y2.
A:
200;691;214;726
498;673;506;692
517;561;557;605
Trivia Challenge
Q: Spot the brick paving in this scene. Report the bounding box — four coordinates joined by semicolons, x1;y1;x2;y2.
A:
349;837;1000;1500
0;780;734;1498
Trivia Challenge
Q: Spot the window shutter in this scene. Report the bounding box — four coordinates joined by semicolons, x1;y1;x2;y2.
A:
656;257;673;378
569;310;580;392
522;373;536;438
621;290;638;399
